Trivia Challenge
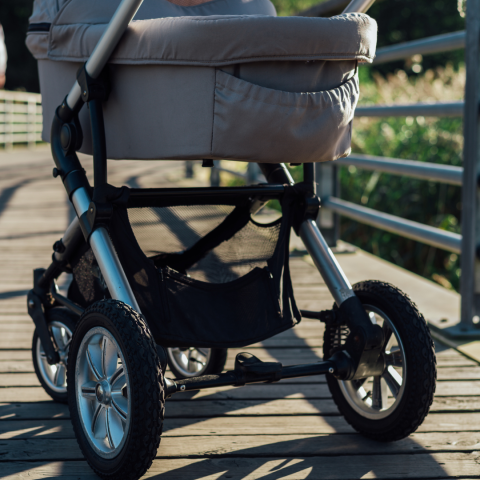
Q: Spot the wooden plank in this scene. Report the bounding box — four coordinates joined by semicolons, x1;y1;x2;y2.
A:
2;380;479;403
1;399;480;423
1;454;479;479
2;431;480;462
2;411;480;439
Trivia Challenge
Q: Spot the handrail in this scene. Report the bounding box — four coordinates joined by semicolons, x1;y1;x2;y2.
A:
336;154;463;186
373;31;466;65
355;102;464;117
323;197;462;254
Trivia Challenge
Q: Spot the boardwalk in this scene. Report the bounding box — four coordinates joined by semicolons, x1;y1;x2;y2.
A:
0;146;479;479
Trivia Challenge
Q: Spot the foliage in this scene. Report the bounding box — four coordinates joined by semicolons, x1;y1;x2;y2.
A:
340;64;464;291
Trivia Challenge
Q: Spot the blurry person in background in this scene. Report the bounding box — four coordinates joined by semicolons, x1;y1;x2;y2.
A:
0;24;6;89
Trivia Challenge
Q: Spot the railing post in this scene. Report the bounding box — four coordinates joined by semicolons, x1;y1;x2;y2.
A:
4;97;13;150
210;160;221;187
185;161;194;179
459;0;480;330
27;97;36;148
316;162;339;247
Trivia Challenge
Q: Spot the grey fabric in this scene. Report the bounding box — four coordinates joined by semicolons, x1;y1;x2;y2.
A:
26;0;276;59
38;59;358;163
211;69;358;163
45;14;376;65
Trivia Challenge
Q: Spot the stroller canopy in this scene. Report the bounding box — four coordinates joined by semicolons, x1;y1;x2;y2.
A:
28;0;376;66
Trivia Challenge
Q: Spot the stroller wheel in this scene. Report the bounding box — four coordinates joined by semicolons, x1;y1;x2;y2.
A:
324;280;436;442
32;307;77;403
167;347;228;379
67;300;164;480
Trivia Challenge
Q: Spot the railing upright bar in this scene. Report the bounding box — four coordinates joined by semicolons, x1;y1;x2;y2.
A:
459;0;480;329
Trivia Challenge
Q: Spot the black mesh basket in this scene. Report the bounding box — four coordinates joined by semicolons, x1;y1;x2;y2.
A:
69;191;301;348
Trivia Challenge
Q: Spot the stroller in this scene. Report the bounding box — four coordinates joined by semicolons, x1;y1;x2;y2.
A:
26;0;436;478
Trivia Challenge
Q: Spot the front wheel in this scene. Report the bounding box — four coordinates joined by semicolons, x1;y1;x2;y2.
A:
67;300;164;480
324;280;436;441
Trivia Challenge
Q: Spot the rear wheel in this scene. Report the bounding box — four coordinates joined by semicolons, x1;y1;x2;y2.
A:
68;300;164;480
167;347;228;379
32;307;78;403
324;280;436;441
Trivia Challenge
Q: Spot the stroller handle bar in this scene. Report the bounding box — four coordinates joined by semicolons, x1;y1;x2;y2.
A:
66;0;376;109
342;0;376;14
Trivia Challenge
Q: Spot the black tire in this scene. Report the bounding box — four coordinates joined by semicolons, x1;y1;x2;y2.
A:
167;347;228;379
67;300;164;480
324;280;436;441
32;307;78;403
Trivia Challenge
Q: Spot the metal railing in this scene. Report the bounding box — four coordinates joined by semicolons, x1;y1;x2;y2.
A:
315;0;479;334
0;90;43;149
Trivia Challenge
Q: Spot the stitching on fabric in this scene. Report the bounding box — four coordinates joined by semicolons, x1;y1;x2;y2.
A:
47;51;375;62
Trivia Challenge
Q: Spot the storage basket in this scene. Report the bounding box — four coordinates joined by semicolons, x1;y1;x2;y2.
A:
68;189;302;347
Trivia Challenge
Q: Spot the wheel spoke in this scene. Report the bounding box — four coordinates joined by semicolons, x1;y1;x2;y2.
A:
91;404;106;439
372;376;389;410
81;380;97;399
51;326;65;350
101;336;118;379
106;409;115;449
110;366;125;389
112;396;128;422
383;322;394;351
54;365;66;387
383;366;402;398
86;345;102;380
107;408;125;449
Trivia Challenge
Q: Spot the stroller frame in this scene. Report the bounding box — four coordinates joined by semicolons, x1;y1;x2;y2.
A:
27;0;386;393
25;2;438;476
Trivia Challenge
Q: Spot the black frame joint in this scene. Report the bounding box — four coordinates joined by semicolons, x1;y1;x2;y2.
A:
77;64;110;103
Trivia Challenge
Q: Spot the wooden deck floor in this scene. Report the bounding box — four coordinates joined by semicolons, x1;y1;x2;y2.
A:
1;146;479;479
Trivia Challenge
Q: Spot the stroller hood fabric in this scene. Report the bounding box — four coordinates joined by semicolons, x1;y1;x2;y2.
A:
26;0;378;163
27;0;376;65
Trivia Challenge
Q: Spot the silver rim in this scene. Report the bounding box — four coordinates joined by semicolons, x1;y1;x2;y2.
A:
167;347;212;377
36;320;72;393
338;305;407;420
76;327;131;458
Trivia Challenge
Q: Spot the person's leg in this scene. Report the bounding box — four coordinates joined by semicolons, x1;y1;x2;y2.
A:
0;74;5;89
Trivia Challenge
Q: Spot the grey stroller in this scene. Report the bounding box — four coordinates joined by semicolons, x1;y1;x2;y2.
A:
25;0;436;479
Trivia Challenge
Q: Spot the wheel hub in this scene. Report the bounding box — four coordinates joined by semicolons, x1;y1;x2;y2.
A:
95;380;112;405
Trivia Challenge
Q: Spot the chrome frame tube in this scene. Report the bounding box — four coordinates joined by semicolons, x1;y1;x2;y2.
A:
72;188;141;312
66;0;145;109
342;0;376;13
299;218;354;306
